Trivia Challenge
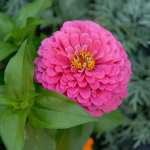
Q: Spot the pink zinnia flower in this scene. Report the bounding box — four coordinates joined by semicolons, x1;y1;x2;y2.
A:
34;20;132;117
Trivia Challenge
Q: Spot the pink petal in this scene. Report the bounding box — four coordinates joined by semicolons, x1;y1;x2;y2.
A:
78;79;87;87
46;68;58;76
109;42;117;51
79;85;91;99
85;75;95;83
90;81;100;89
117;70;125;81
42;81;48;89
94;51;105;60
90;33;99;41
95;65;112;74
109;76;117;84
99;35;109;45
97;89;111;102
81;100;92;106
65;46;74;54
98;77;109;84
84;38;92;52
77;74;85;82
68;86;79;94
92;70;105;79
90;40;101;52
81;23;89;34
57;52;70;64
61;40;71;49
105;84;116;91
99;83;105;90
70;33;80;48
46;75;54;84
67;91;78;99
52;74;61;83
68;80;77;87
80;33;90;47
48;84;56;91
55;66;63;72
36;73;43;83
66;73;75;81
90;97;103;106
88;104;98;110
113;84;123;93
77;94;89;103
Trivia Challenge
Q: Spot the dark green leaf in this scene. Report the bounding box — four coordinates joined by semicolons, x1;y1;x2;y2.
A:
0;98;34;150
15;0;52;29
14;17;51;45
33;33;48;50
0;85;6;95
4;32;13;42
94;109;125;132
24;121;57;150
0;12;14;34
28;92;97;129
4;40;35;98
0;40;18;61
56;122;94;150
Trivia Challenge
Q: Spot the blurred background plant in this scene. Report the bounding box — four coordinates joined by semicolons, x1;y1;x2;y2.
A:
0;0;150;150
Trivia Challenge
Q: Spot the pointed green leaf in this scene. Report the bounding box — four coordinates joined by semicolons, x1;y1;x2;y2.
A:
0;98;34;150
28;92;97;129
19;91;40;109
94;109;125;132
15;0;52;29
0;12;14;34
24;121;57;150
4;32;13;42
56;123;94;150
0;96;20;107
14;17;51;45
4;40;35;98
0;40;18;61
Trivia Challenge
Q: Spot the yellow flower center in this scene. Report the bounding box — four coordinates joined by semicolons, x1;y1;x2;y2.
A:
70;50;95;71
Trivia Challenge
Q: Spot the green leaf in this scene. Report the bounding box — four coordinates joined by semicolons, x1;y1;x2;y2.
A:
4;40;35;98
28;89;97;129
14;17;51;45
24;121;57;150
15;0;52;29
56;122;94;150
94;109;125;132
4;32;13;42
19;91;40;109
0;12;14;34
33;33;48;50
0;96;21;107
0;40;18;61
0;98;34;150
0;85;6;95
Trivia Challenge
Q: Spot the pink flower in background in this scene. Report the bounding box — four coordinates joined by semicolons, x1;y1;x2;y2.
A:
34;20;132;117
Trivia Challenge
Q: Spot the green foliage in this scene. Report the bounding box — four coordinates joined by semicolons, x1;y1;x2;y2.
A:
40;0;91;33
91;0;150;53
0;0;52;61
94;109;125;133
0;41;97;150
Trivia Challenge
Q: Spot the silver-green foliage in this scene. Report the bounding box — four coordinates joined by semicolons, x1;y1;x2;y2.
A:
99;51;150;149
40;0;91;32
3;0;29;19
91;0;150;53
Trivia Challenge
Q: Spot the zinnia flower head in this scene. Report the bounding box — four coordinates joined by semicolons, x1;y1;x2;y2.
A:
34;20;132;117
